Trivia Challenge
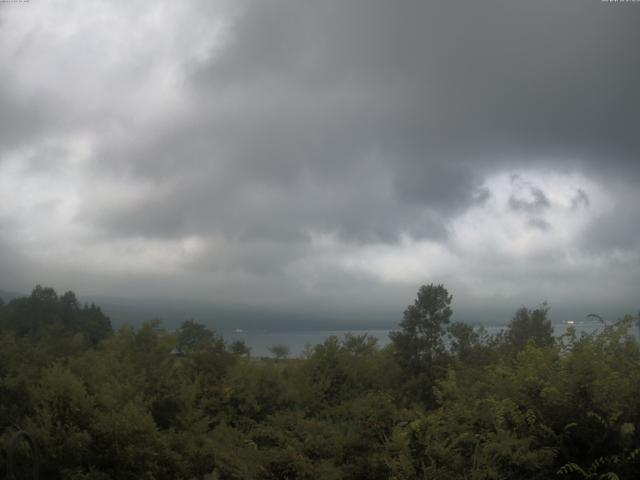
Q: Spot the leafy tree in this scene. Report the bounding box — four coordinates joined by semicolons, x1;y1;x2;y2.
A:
390;283;453;403
0;286;111;344
341;333;378;356
301;334;399;409
27;364;94;477
447;321;478;360
174;320;234;388
507;303;553;351
220;359;290;424
250;412;343;480
229;339;251;357
78;303;112;345
176;319;215;353
268;344;290;360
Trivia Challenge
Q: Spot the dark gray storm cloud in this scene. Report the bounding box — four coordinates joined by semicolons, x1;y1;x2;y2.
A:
1;0;639;314
196;0;640;170
85;0;640;240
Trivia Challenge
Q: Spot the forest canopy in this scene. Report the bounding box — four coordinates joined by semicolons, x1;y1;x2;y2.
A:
0;284;639;479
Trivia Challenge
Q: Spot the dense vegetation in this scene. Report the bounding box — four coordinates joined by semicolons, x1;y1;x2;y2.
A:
1;285;639;479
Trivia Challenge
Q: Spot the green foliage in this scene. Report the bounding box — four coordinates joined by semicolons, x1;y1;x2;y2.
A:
507;303;554;351
301;334;398;408
229;340;251;357
220;359;291;425
267;344;290;360
1;285;639;479
390;283;453;404
177;319;217;353
0;285;112;345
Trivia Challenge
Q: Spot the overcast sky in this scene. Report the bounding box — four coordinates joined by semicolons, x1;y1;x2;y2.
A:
1;0;639;322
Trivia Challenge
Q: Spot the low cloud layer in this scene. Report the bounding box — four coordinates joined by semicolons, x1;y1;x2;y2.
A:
1;0;639;320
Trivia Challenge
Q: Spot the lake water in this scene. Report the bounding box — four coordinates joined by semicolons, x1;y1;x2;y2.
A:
224;321;621;357
225;329;393;357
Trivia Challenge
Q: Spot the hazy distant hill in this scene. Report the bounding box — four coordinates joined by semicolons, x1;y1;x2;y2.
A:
3;288;635;334
0;288;394;332
80;295;397;333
